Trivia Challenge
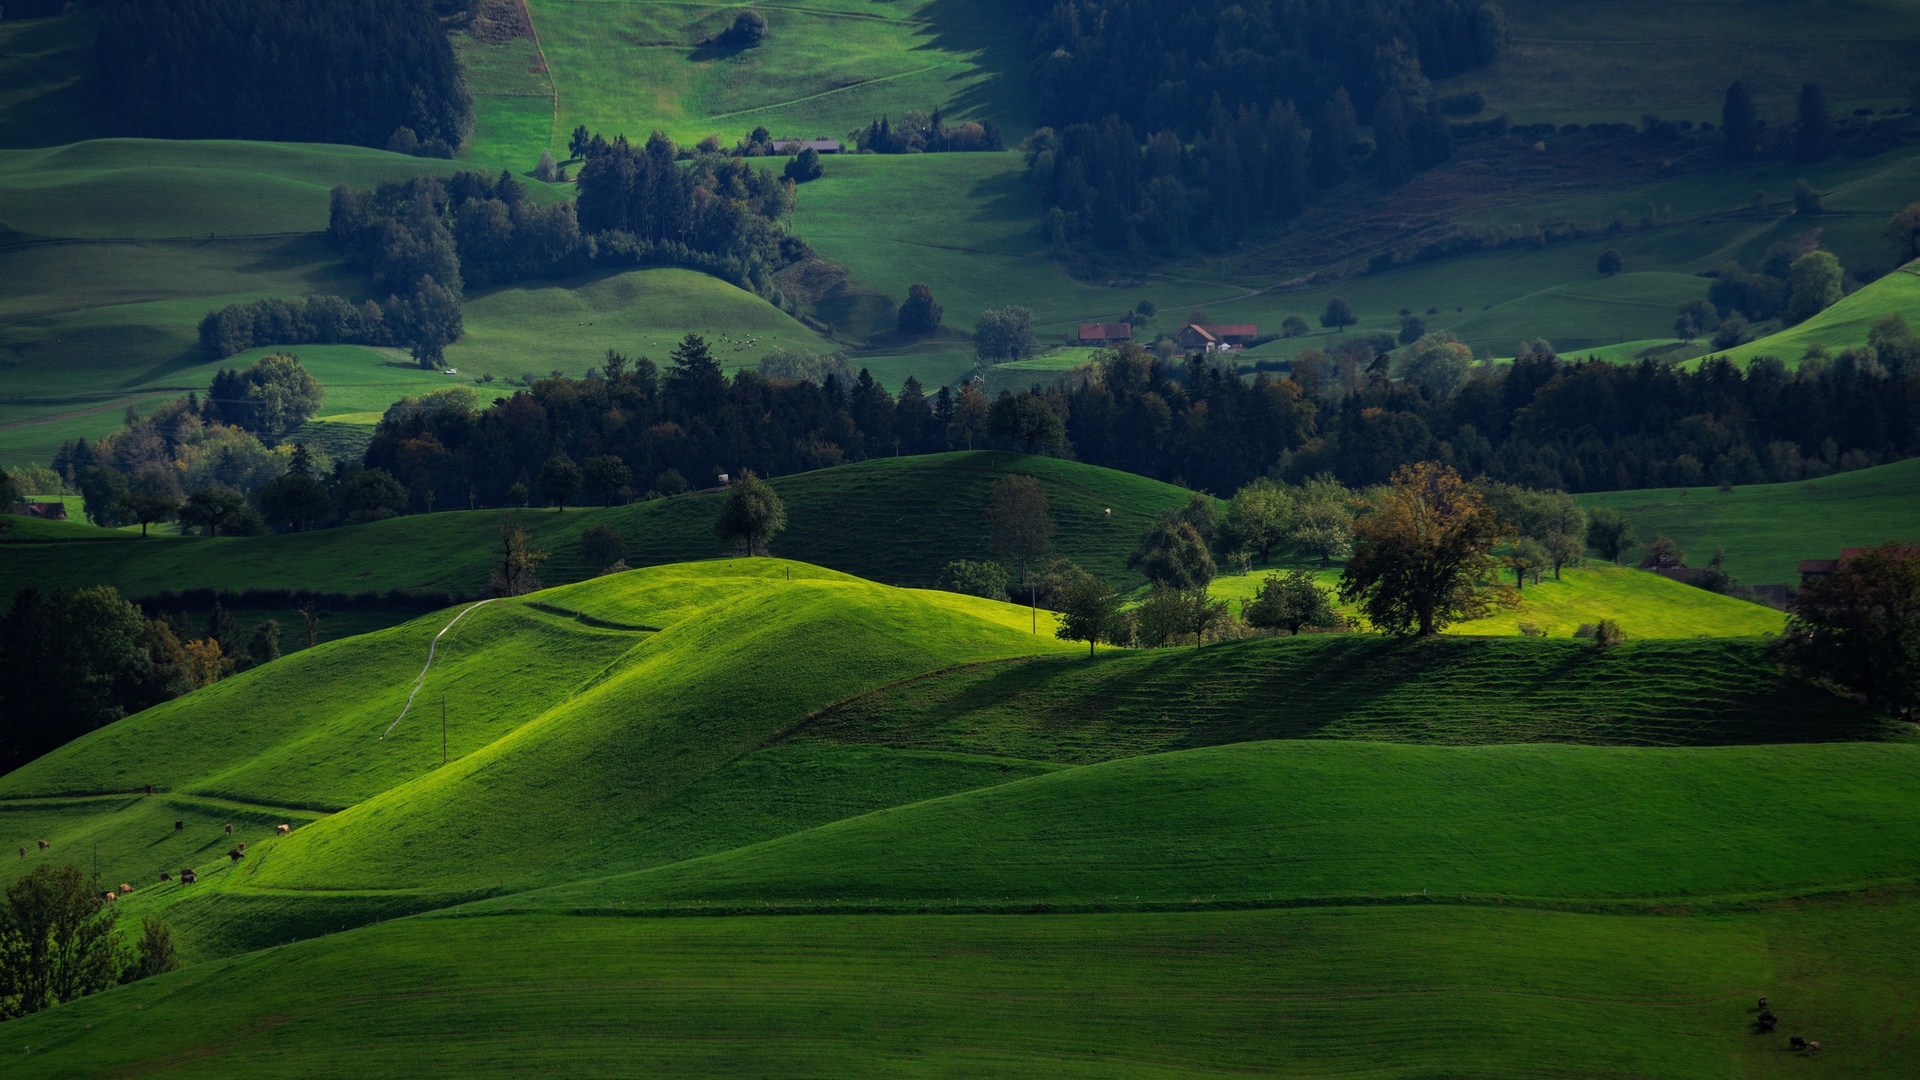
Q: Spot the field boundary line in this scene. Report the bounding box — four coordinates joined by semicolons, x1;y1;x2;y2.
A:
700;64;940;124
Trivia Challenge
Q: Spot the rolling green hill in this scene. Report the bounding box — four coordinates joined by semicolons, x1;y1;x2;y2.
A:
793;635;1896;762
0;452;1194;597
0;555;1913;1076
1579;455;1920;584
1716;258;1920;366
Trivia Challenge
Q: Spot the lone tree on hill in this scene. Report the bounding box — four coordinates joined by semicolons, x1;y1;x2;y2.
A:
986;474;1055;592
1597;248;1624;275
540;453;583;511
583;454;632;506
1586;506;1637;564
1888;201;1920;264
1320;296;1357;332
490;513;546;597
0;864;122;1018
1339;461;1515;637
783;147;823;184
1245;569;1341;636
898;283;943;335
1054;568;1120;657
1774;542;1920;720
580;523;627;573
1223;478;1292;563
719;9;767;47
715;470;786;556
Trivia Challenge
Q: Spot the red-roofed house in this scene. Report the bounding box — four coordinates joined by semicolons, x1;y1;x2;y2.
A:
1078;323;1133;346
1798;545;1920;583
1178;323;1259;352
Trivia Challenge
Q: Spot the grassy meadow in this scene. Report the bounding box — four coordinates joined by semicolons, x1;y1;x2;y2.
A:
1579;455;1920;584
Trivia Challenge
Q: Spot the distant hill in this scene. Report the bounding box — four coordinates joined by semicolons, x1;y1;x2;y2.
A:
0;452;1194;598
1578;455;1920;584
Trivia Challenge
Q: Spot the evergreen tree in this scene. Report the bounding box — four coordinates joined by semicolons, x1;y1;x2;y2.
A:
1722;81;1759;164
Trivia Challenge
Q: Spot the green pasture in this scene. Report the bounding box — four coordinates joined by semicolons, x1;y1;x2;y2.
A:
504;738;1920;913
1715;260;1920;365
8;899;1920;1078
1579;455;1920;584
1437;0;1920;126
492;0;1036;156
799;634;1897;760
449;266;832;375
0;452;1195;598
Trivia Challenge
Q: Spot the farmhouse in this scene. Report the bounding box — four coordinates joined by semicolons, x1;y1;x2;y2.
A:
772;139;842;155
1638;550;1708;586
1178;323;1258;352
1078;323;1133;347
16;500;67;520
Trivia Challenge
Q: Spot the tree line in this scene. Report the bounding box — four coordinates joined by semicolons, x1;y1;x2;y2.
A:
94;0;471;151
1019;0;1507;252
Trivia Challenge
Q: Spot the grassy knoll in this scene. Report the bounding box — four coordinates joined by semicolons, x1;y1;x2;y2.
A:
10;899;1920;1078
0;452;1195;598
448;266;832;376
1715;259;1920;366
1205;560;1785;638
1578;455;1920;584
797;635;1896;761
507;0;1035;153
505;738;1920;914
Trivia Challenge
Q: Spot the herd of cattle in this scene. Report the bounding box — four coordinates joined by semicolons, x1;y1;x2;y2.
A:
21;819;299;902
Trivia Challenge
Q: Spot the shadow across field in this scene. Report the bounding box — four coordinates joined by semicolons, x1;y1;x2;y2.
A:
791;634;1903;762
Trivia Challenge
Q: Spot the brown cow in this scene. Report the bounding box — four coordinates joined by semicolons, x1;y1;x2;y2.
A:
37;839;49;850
236;841;246;851
1807;1041;1822;1056
159;872;172;882
101;891;117;903
276;823;291;835
224;824;232;836
175;820;184;831
119;883;133;893
227;847;244;862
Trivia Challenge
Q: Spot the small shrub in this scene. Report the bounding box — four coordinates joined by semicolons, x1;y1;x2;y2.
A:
1517;622;1546;637
718;10;767;47
938;559;1008;600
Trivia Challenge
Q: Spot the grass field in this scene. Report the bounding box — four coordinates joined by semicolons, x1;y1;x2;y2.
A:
1579;455;1920;584
1716;259;1920;365
797;635;1898;759
500;0;1036;154
7;899;1917;1078
0;552;1912;1074
1439;0;1920;126
0;452;1196;598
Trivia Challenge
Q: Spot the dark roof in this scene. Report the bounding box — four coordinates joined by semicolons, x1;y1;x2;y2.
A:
1797;558;1840;575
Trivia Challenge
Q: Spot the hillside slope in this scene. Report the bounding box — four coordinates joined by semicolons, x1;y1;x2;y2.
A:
0;452;1194;597
1578;455;1920;584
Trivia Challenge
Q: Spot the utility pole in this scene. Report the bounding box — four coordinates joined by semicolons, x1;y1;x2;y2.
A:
441;693;447;765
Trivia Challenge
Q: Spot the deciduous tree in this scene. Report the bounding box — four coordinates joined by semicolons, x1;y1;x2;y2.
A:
1054;568;1120;657
714;470;787;556
1339;461;1514;636
0;865;121;1019
1245;569;1341;635
986;474;1055;592
540;453;583;511
489;513;547;597
1775;542;1920;719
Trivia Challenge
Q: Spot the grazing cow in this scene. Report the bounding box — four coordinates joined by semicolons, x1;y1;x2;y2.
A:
175;820;184;831
180;868;197;884
1758;996;1768;1010
119;883;133;893
1791;1037;1808;1051
276;823;291;835
37;839;49;850
227;847;244;862
1807;1041;1822;1056
1758;1012;1777;1033
159;872;171;882
236;841;246;851
101;891;117;903
224;824;233;836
